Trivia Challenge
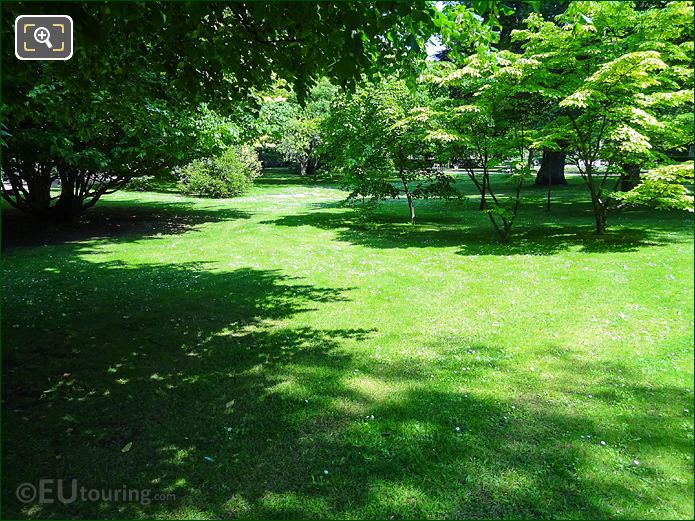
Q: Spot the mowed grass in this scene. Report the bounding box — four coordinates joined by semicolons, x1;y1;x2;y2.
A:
2;171;693;519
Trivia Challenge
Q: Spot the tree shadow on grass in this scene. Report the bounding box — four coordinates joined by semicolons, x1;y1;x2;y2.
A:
260;206;677;255
1;258;368;518
2;255;692;518
1;201;251;249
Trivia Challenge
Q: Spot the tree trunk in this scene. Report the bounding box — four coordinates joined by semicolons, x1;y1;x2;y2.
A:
588;188;607;234
535;149;567;186
479;171;488;210
594;208;607;234
404;185;415;224
501;225;511;243
398;156;415;225
396;153;416;224
47;164;83;222
620;163;641;192
51;193;83;222
306;158;318;179
51;172;83;222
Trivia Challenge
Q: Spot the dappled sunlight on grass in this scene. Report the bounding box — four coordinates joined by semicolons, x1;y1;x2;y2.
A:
2;172;692;519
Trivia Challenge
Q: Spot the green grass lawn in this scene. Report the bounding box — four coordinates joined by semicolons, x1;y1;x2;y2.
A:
2;172;693;519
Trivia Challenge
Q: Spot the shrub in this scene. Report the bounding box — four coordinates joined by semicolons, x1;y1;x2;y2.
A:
178;146;262;198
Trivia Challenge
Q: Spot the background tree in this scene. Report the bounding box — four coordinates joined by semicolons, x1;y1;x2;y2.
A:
514;1;694;233
277;79;338;177
1;1;438;221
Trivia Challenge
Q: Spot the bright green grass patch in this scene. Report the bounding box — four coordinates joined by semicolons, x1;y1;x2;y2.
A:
2;172;693;519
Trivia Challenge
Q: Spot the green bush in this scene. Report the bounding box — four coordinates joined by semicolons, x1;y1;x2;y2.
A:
178;146;262;198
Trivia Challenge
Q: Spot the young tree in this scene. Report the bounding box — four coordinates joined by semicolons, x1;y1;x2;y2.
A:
279;118;323;177
421;52;542;241
276;79;338;177
515;1;694;233
324;79;454;224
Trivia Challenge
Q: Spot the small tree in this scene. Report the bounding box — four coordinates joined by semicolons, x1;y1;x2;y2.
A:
421;52;542;241
279;118;322;177
259;78;337;177
324;79;454;224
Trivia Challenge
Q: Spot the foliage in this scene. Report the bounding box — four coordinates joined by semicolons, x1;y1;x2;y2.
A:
513;0;694;233
271;79;339;177
324;79;455;223
125;176;158;192
419;51;543;240
279;118;323;177
0;1;438;220
178;146;262;198
613;162;694;212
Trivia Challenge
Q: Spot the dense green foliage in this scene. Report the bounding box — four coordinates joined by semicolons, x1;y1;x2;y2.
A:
178;146;262;198
511;1;694;233
0;1;437;220
3;172;693;519
257;79;339;176
4;0;688;232
324;79;456;223
316;1;693;238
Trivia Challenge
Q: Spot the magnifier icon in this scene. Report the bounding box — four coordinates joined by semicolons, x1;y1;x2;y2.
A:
33;26;52;49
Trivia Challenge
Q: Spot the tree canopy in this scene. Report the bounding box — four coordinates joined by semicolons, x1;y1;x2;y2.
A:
1;1;437;219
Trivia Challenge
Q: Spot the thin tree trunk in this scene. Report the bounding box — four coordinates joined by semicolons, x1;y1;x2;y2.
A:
399;156;415;224
587;176;607;234
479;170;488;210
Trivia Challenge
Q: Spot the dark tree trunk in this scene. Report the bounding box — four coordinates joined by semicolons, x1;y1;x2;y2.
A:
306;158;318;179
479;171;488;210
620;163;641;192
51;193;83;222
50;169;84;222
2;158;117;222
594;208;607;234
535;149;567;186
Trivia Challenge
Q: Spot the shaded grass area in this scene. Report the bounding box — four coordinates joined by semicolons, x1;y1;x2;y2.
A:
2;171;693;519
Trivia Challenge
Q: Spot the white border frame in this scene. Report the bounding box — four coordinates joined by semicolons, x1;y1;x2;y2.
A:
15;15;73;61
